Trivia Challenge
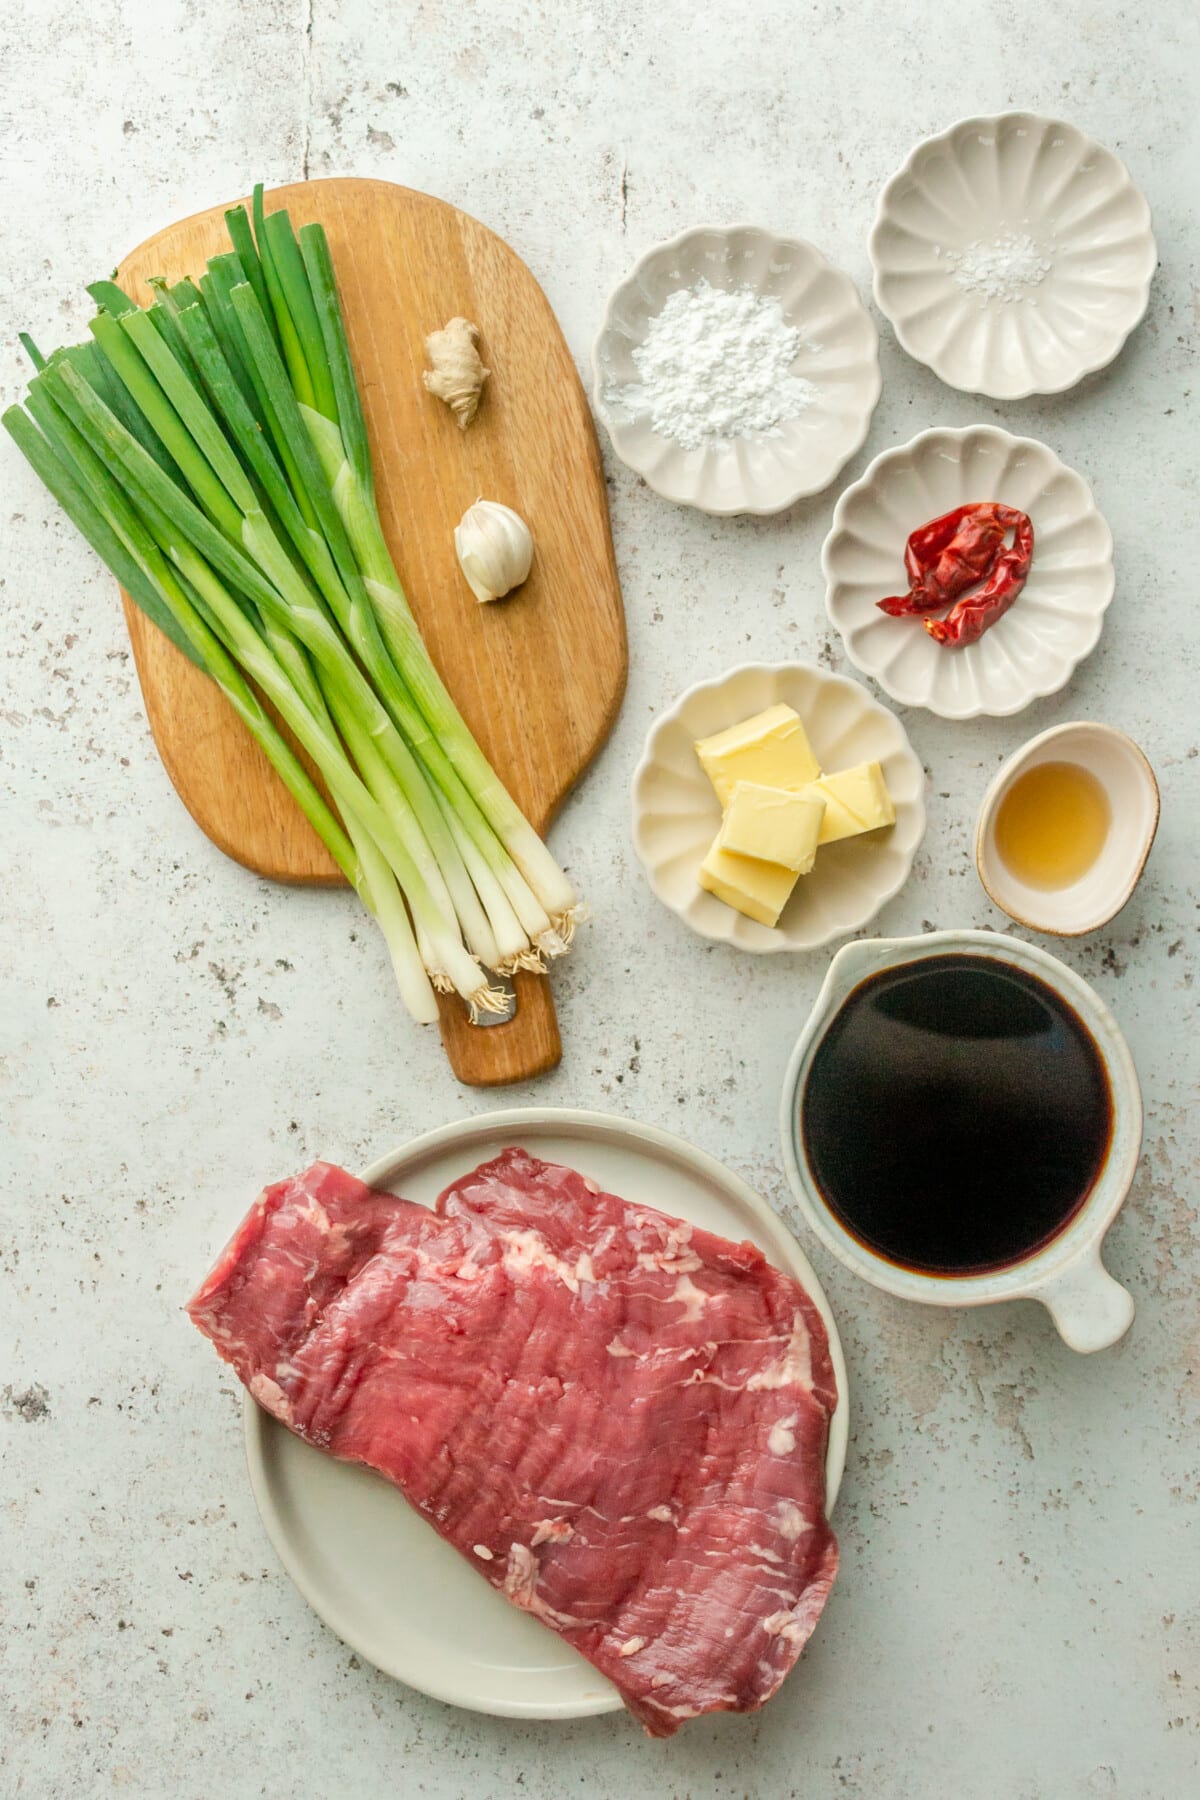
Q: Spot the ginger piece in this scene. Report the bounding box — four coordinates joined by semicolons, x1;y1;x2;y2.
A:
423;316;490;428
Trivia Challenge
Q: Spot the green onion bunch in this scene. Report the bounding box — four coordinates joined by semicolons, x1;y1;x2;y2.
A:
4;186;584;1025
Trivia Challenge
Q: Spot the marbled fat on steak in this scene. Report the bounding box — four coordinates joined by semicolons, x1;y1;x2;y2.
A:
187;1148;838;1734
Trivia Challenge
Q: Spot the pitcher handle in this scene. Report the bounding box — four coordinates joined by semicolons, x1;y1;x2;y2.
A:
1032;1250;1135;1353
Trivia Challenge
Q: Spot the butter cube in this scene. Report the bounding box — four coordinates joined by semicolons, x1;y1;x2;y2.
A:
694;705;821;807
801;762;896;844
717;782;827;874
698;842;799;927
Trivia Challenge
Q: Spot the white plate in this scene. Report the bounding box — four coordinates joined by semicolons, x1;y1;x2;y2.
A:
823;426;1114;719
630;661;925;952
242;1109;849;1721
592;224;881;515
869;112;1156;399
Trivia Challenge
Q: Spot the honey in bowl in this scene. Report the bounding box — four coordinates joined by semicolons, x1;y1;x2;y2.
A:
992;759;1111;890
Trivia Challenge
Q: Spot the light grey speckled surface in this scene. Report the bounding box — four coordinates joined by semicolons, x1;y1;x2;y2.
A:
2;3;1198;1796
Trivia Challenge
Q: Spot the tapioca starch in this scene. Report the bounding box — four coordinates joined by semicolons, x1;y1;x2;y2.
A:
612;280;816;451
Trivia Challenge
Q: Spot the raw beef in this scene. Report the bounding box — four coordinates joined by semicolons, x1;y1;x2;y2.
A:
188;1149;838;1734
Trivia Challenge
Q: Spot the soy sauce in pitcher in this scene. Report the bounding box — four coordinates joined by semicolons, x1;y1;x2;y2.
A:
800;954;1112;1276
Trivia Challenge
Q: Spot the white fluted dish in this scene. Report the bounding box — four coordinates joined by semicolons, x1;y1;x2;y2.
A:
592;225;881;515
870;113;1156;398
631;662;925;952
823;426;1114;720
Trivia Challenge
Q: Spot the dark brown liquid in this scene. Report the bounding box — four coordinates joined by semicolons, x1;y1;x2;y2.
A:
800;954;1112;1276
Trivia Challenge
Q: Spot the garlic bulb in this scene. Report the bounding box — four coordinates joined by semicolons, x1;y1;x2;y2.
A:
453;500;534;604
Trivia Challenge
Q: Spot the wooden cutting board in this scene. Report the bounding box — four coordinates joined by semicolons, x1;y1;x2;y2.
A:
115;178;626;1086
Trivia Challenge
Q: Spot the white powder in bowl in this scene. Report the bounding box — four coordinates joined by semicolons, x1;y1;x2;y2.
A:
609;280;816;451
946;232;1054;304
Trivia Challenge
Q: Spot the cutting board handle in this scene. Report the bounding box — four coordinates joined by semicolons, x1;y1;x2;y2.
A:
436;972;561;1086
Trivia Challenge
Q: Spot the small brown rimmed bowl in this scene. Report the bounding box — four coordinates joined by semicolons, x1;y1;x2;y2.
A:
975;722;1158;937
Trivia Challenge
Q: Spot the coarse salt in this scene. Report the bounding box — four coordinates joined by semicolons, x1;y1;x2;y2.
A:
945;232;1054;304
610;280;816;451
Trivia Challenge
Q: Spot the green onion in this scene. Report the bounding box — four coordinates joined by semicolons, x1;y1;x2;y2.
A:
2;185;585;1026
293;218;580;936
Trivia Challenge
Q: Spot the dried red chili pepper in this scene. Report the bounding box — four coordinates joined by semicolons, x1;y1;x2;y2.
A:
877;502;1034;646
925;519;1033;644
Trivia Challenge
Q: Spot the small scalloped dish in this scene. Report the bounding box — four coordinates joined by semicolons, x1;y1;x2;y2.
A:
631;663;925;953
592;226;881;515
870;113;1156;399
823;426;1114;720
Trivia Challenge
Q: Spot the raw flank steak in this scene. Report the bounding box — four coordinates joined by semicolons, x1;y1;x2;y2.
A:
188;1148;838;1734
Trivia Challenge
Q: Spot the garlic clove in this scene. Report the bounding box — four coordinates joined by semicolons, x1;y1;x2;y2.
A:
453;499;534;604
456;544;500;605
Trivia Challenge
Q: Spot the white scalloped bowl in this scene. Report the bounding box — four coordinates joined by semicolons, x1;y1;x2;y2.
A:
870;113;1156;398
592;225;881;515
631;663;925;952
823;426;1114;720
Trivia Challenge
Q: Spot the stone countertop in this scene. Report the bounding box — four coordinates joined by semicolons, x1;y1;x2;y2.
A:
2;2;1197;1795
